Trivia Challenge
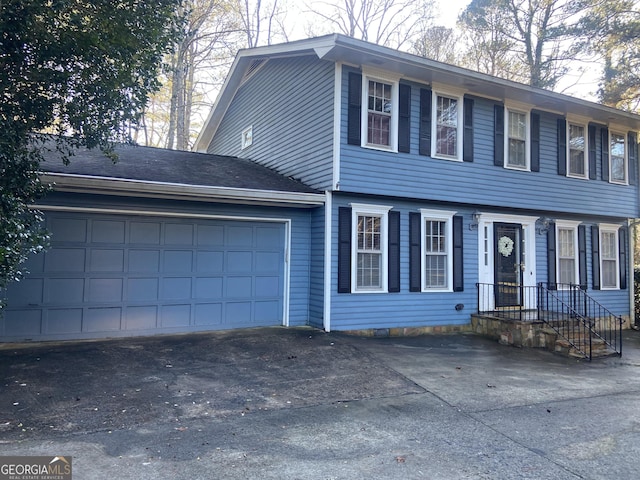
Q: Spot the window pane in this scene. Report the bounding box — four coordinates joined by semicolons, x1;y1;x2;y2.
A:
508;139;526;167
507;111;527;167
436;95;458;157
557;228;576;284
569;124;586;176
357;252;381;288
610;133;626;182
600;231;618;288
367;79;392;147
602;260;617;288
509;111;526;139
357;214;382;289
424;220;447;288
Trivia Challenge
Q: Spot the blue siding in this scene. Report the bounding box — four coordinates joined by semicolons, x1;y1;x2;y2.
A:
208;56;335;191
308;205;326;328
338;70;639;219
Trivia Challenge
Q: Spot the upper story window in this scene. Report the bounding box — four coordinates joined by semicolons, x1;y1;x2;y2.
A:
367;80;392;147
431;88;464;161
506;108;529;169
610;131;627;184
568;122;587;178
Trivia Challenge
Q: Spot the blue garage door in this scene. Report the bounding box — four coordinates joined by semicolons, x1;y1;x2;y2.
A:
1;212;286;341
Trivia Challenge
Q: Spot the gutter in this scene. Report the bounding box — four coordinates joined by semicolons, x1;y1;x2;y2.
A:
40;173;325;208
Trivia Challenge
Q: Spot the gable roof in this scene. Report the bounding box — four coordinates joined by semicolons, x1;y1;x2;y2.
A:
40;142;324;207
194;34;640;152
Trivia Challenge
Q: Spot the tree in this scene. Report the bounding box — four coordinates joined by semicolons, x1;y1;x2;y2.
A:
458;0;585;89
0;0;183;292
411;26;459;64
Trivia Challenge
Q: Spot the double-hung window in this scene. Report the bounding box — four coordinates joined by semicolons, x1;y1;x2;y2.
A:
351;204;391;292
506;108;529;169
610;131;627;184
431;89;464;161
362;72;399;151
600;225;620;289
421;209;455;292
556;222;580;286
568;122;587;178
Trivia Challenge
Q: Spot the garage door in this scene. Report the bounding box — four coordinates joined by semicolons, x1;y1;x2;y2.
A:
1;212;287;341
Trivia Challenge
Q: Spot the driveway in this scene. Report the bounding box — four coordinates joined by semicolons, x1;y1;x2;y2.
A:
2;327;640;479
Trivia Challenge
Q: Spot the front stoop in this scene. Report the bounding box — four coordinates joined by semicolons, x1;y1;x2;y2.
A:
471;314;617;359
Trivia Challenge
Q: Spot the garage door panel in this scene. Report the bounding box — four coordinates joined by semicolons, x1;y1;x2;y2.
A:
90;249;124;272
46;249;86;273
127;278;159;301
130;222;161;244
92;220;125;243
129;250;160;272
88;278;123;303
85;307;121;332
163;250;193;272
161;305;191;327
2;213;286;341
47;279;84;304
48;309;83;333
125;306;158;330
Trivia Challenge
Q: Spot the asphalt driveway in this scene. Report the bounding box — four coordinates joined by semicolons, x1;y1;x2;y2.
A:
2;327;640;479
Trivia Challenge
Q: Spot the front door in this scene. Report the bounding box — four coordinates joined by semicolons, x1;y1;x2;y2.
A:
494;223;524;307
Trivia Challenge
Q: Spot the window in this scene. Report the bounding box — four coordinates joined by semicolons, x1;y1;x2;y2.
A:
432;92;463;160
610;131;627;184
361;73;398;151
600;227;619;289
351;204;391;292
556;223;579;285
421;209;455;291
506;109;528;169
568;123;587;178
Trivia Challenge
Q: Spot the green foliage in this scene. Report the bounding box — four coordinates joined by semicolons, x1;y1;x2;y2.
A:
0;0;184;292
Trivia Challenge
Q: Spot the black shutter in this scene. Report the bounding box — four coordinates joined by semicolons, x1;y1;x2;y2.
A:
530;111;540;172
398;83;411;153
453;215;464;292
588;124;597;180
547;222;557;290
601;128;609;182
628;132;637;185
557;118;567;176
419;88;432;156
347;72;362;146
592;225;601;290
463;97;474;162
578;225;587;290
409;212;421;292
337;207;352;293
388;210;401;293
619;226;628;290
494;104;504;166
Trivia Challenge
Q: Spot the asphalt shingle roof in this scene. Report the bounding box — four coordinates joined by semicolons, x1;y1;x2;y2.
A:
41;143;318;194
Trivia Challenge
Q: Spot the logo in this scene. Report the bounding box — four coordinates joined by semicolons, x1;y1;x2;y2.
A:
0;456;72;480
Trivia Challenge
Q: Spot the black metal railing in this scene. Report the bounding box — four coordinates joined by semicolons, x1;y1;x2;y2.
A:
476;282;623;360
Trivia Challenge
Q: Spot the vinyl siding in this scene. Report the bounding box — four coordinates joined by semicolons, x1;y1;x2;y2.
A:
308;205;326;328
338;71;639;219
208;56;335;191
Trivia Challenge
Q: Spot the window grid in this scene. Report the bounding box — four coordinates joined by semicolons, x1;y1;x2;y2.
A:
601;230;618;288
507;110;527;168
568;124;586;177
557;227;576;284
357;215;382;288
367;80;392;146
424;220;447;289
436;95;458;157
610;132;626;183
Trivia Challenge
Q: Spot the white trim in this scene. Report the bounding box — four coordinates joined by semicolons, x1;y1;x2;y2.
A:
360;72;399;152
555;220;582;287
476;213;538;311
32;204;292;327
41;173;325;207
566;120;589;179
608;130;628;185
333;63;342;190
599;223;621;290
349;203;393;293
419;209;456;292
431;90;464;162
323;191;333;331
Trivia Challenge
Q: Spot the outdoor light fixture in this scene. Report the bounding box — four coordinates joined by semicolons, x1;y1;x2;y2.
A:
469;211;481;230
536;216;553;235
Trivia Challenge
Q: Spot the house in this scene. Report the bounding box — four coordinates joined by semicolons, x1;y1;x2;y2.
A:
2;34;639;344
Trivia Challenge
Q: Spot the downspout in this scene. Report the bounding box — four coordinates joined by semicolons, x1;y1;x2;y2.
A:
323;191;332;331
